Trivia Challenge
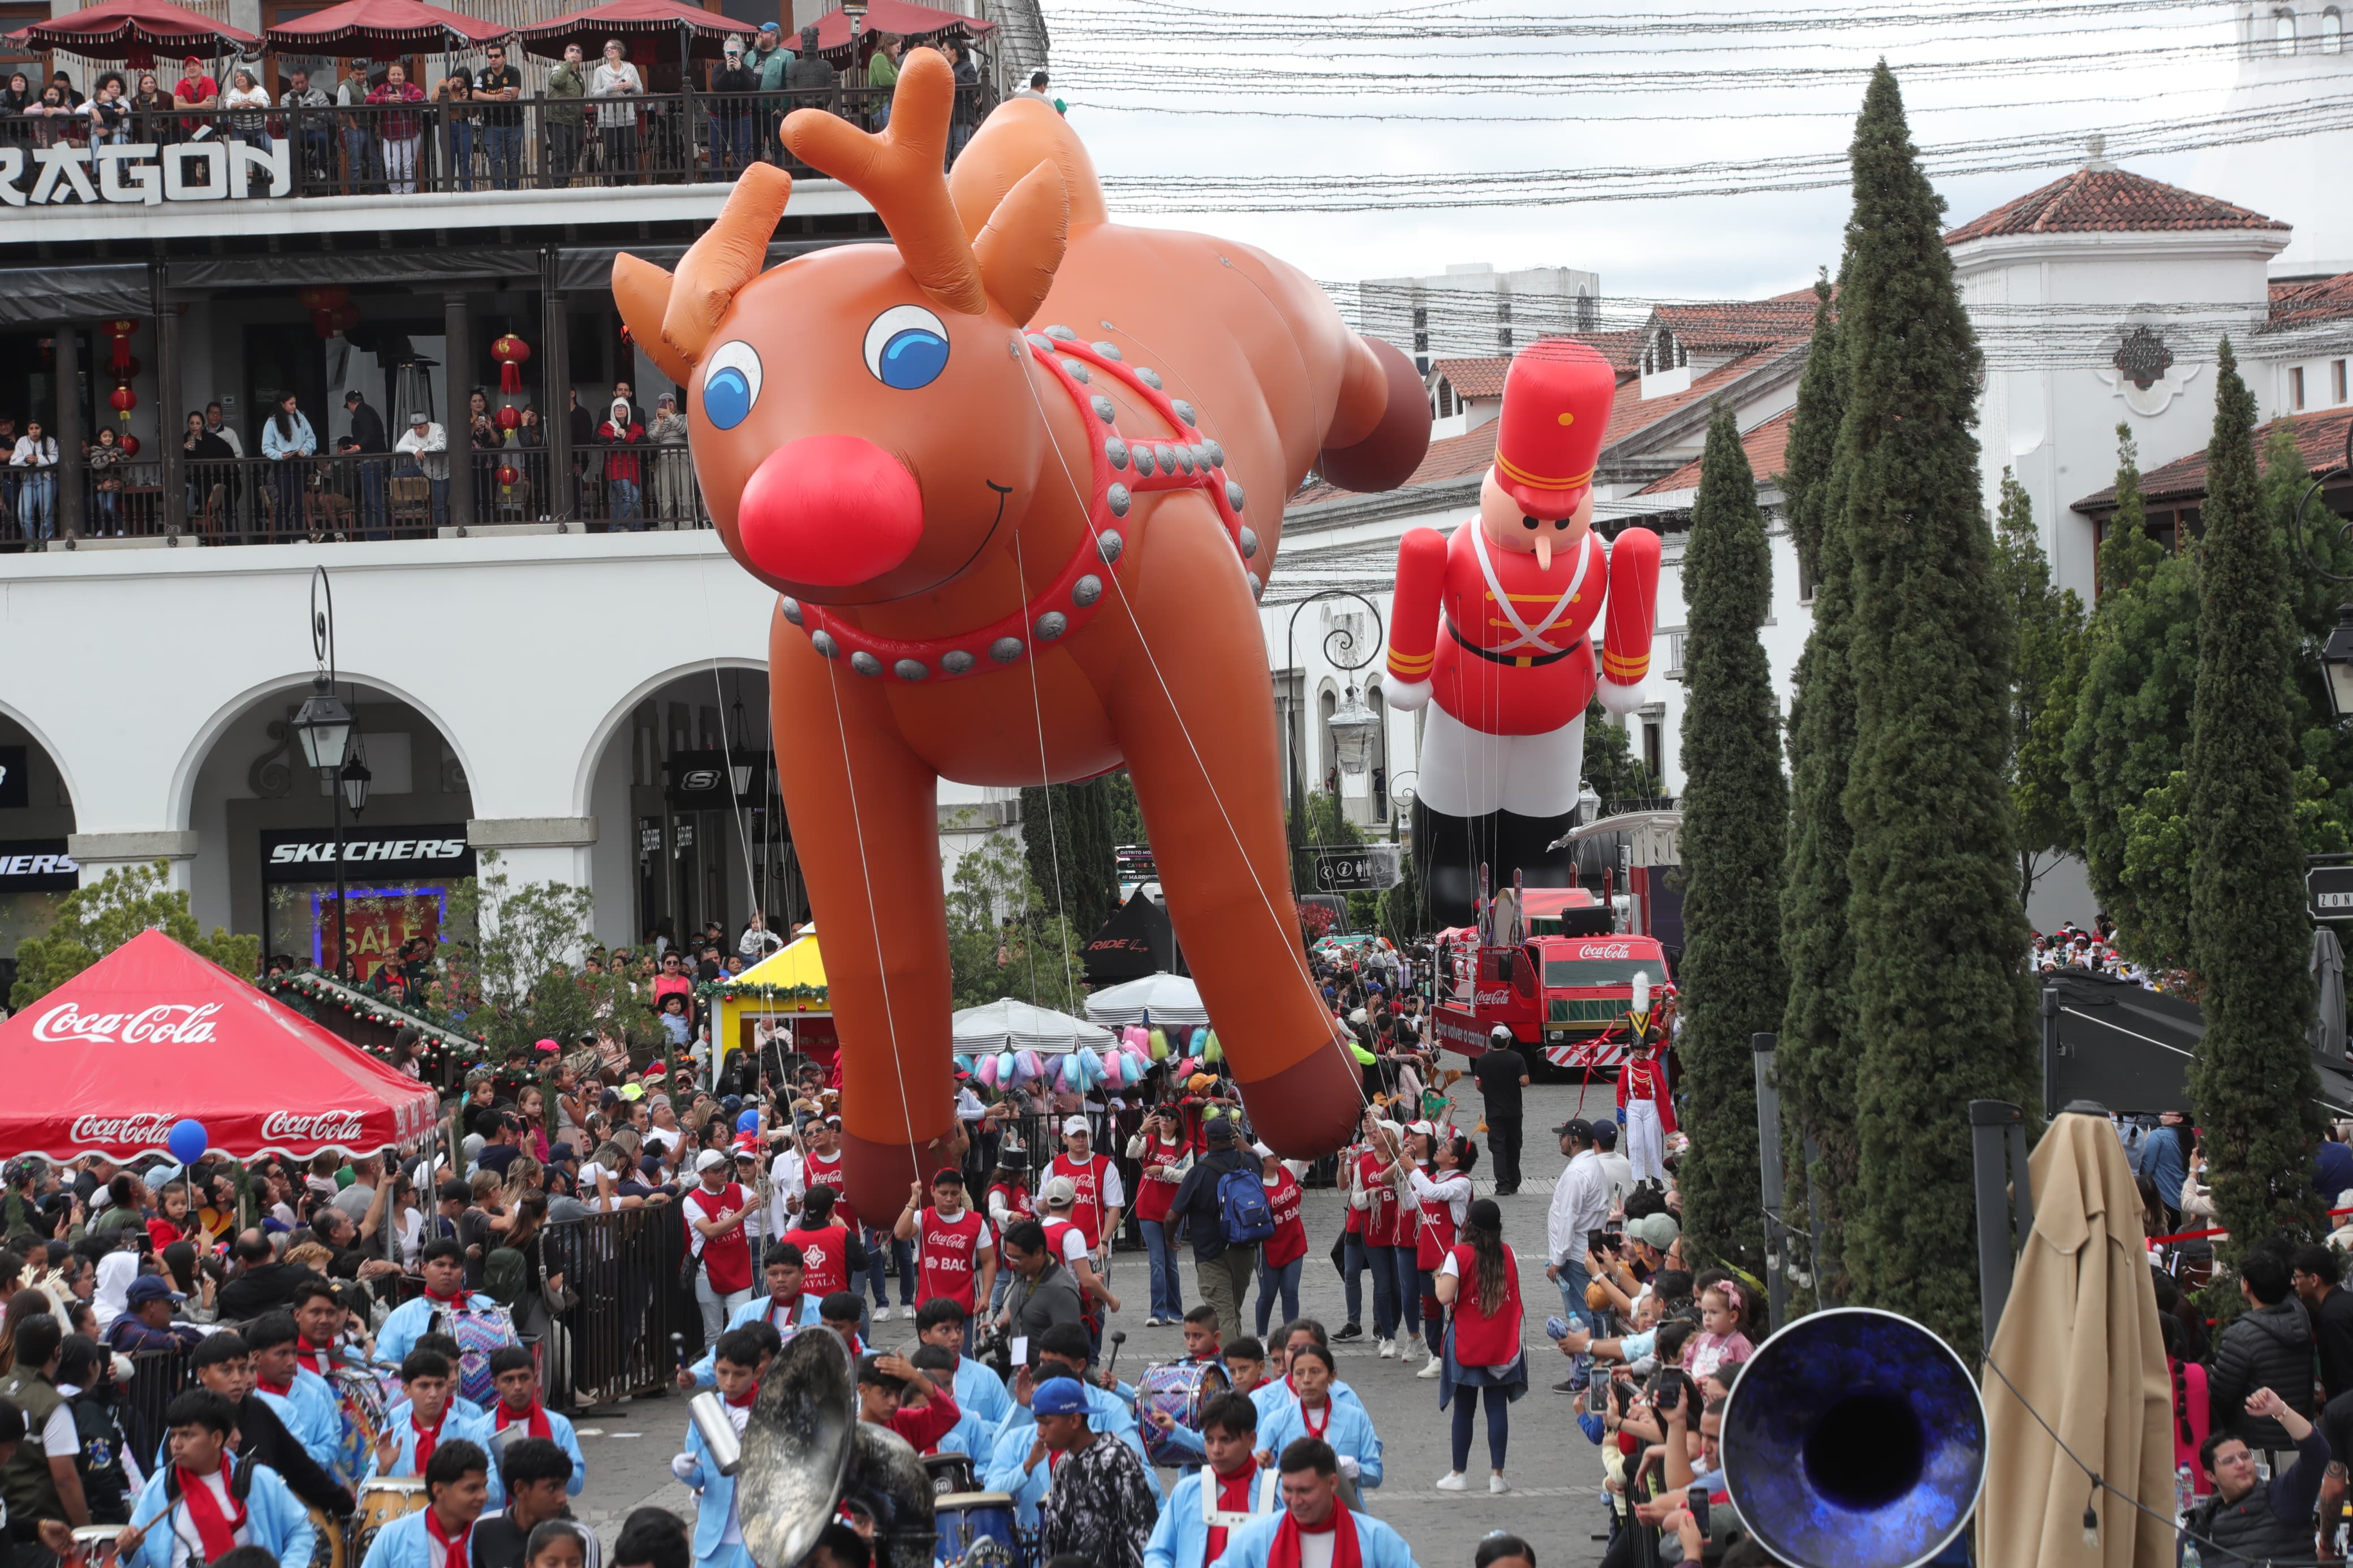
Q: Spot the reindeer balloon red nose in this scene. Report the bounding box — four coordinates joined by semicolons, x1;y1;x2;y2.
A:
613;51;1433;1216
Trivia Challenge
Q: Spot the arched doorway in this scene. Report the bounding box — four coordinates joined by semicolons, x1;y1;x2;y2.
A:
0;712;76;1003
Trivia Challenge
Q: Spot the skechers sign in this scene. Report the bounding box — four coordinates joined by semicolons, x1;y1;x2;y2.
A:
0;140;292;206
0;839;79;892
259;826;475;884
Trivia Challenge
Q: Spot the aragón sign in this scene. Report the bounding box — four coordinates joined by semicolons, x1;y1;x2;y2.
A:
0;139;291;208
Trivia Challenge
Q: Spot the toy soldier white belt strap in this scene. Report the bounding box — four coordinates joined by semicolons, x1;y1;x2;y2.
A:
1472;524;1591;655
1203;1468;1281;1528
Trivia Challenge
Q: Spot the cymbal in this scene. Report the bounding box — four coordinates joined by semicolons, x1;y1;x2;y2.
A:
736;1329;856;1568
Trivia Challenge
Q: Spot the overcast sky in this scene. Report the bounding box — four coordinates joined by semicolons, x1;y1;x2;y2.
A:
1040;0;2315;300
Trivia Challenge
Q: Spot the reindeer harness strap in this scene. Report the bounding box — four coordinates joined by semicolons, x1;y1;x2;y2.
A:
783;327;1256;684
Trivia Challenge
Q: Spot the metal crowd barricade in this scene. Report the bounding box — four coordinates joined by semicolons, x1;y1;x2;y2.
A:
119;1343;197;1466
538;1202;693;1409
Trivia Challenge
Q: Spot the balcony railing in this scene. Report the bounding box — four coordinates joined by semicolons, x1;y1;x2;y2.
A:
0;441;706;547
0;84;955;206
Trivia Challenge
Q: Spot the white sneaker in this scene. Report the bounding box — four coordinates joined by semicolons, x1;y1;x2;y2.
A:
1416;1353;1443;1379
1489;1475;1511;1495
1435;1471;1468;1492
872;1307;891;1322
1377;1338;1395;1358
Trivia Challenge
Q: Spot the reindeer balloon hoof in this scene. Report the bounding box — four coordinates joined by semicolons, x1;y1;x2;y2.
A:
615;53;1431;1215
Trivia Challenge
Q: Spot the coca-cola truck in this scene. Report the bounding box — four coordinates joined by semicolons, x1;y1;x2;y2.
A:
1428;891;1675;1077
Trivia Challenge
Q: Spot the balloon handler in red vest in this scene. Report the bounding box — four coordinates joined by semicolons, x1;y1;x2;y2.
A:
1384;340;1661;927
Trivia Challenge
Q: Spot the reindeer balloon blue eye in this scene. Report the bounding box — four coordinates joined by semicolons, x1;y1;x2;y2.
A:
702;340;762;430
864;304;950;390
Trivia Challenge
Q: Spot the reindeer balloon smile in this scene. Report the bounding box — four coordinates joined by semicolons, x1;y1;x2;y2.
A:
615;52;1432;1211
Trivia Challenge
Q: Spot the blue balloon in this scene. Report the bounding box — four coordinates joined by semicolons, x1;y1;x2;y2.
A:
165;1118;208;1165
736;1108;760;1133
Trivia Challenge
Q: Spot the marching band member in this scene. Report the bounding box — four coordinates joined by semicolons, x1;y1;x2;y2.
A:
354;1440;492;1568
1251;1323;1369;1432
481;1348;584;1512
290;1279;367;1379
386;1334;485;1427
906;1346;995;1460
244;1314;344;1470
670;1328;762;1568
183;1331;353;1519
367;1351;489;1483
467;1438;594;1568
1145;1322;1255;1471
1141;1394;1279;1568
852;1353;960;1452
1253;1345;1383;1505
1212;1440;1421;1568
376;1241;499;1369
118;1390;318;1568
892;1170;997;1320
912;1299;1013;1428
675;1246;823;1390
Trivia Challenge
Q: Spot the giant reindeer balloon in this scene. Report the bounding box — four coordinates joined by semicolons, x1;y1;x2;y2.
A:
614;52;1431;1215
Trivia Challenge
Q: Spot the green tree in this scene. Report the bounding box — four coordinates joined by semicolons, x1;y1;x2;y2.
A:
1835;63;2038;1357
1580;698;1658;807
10;860;259;1010
2064;426;2203;960
1672;403;1789;1278
1775;256;1860;1306
1021;780;1119;939
946;819;1084;1013
2187;339;2328;1262
1993;468;2088;907
1104;770;1148;851
437;855;656;1062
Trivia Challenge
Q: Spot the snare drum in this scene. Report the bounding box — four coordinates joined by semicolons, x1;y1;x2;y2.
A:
329;1368;390;1491
933;1492;1022;1568
351;1478;430;1563
1136;1359;1230;1467
68;1524;122;1568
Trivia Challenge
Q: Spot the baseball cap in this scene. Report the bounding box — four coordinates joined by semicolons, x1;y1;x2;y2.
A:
759;19;780;29
1627;1213;1680;1250
343;390;363;404
1039;1175;1078;1209
1062;1116;1089;1135
1203;1117;1238;1146
126;1275;186;1306
1031;1376;1089;1417
410;412;432;425
1250;1141;1274;1158
1554;1117;1594;1142
696;1150;729;1172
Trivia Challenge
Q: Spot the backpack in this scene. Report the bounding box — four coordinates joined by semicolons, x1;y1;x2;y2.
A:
1217;1165;1276;1246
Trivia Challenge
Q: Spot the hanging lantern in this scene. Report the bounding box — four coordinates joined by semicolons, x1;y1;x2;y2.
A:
119;433;140;458
494;404;522;434
103;319;138;377
109;385;137;424
296;286;350;313
329;304;362;334
497;461;519;491
491;333;531;395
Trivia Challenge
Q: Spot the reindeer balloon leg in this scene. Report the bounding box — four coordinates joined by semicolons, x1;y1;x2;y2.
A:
614;51;1432;1217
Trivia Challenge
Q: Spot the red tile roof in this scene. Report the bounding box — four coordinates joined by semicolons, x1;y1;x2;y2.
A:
1944;167;2287;244
1429;357;1511;400
2266;271;2353;332
1598;349;1785;448
1635;407;1799;495
1651;301;1815;355
2070;404;2353;512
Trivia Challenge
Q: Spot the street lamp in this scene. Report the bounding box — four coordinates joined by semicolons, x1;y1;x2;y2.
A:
300;567;359;976
339;749;373;816
292;679;354;772
2291;417;2353;720
1283;589;1386;895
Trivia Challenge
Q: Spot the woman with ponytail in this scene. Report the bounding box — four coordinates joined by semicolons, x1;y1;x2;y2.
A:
1434;1196;1526;1493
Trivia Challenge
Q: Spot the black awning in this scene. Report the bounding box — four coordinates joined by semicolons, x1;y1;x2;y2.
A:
553;237;847;294
167;249;544;292
1082;887;1183;984
0;263;150;323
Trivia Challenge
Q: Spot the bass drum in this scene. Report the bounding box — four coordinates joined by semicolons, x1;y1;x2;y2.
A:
68;1525;122;1568
351;1478;430;1563
303;1504;347;1568
1136;1359;1230;1468
329;1368;391;1490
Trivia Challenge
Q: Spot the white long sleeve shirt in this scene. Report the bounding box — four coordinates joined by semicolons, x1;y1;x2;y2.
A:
1548;1147;1613;1267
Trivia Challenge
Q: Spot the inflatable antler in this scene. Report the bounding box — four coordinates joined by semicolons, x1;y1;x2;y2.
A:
613;162;793;384
785;50;988;317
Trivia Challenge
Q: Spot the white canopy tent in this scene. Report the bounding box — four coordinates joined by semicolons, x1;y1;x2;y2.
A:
1083;971;1210;1029
951;997;1116;1055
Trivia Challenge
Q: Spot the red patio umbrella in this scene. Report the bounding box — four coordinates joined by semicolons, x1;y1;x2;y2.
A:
264;0;508;59
807;0;993;67
5;0;257;65
0;930;440;1161
516;0;765;66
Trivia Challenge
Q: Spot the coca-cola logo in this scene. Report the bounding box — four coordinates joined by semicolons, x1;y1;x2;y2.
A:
1475;987;1512;1008
1576;943;1636;961
260;1109;367;1143
68;1113;177;1145
35;1001;223;1046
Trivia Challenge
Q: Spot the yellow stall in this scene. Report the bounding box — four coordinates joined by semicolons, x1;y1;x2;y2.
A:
716;931;838;1073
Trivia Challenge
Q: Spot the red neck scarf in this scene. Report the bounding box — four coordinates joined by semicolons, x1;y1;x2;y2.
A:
1266;1500;1361;1568
296;1340;334;1375
725;1382;759;1410
1206;1466;1255;1563
495;1399;551;1439
175;1465;247;1560
411;1407;448;1470
256;1372;293;1397
424;1506;471;1568
425;1289;466;1309
1298;1395;1332;1440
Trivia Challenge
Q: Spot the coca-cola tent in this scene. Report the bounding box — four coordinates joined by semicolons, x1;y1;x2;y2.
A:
0;930;440;1161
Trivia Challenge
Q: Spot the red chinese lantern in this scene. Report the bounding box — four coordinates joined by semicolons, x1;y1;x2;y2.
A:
296;286;350;313
491;333;531;395
496;462;519;489
109;385;137;424
103;319;138;377
495;404;522;434
312;310;336;340
330;304;362;334
119;434;140;457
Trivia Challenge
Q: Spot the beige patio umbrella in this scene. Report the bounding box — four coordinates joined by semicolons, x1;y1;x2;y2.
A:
1980;1105;2175;1567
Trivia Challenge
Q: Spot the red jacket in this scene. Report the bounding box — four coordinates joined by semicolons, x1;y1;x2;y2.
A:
1385;521;1661;736
1617;1052;1676;1135
886;1382;960;1454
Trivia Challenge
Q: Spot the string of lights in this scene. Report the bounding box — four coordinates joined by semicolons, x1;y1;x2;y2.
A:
1051;0;2233;40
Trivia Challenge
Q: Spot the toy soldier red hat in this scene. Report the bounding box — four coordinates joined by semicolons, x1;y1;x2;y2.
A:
1491;340;1618;521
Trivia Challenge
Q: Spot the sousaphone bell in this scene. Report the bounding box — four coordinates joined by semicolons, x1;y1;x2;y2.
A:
1718;1307;1986;1568
734;1327;936;1568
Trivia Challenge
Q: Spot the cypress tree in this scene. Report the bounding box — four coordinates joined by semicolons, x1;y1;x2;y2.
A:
1021;781;1119;938
2187;340;2326;1260
1775;262;1861;1304
1674;403;1789;1279
1835;63;2038;1355
1994;469;2088;909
